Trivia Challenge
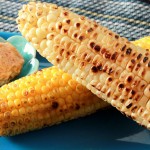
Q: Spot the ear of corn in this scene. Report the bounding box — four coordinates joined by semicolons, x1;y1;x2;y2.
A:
17;2;150;129
0;66;109;136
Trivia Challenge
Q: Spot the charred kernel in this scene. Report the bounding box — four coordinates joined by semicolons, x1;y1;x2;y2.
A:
105;52;111;59
107;92;111;97
109;32;112;36
132;53;136;57
64;29;68;33
127;76;132;82
121;99;125;103
131;106;137;112
83;53;87;58
131;59;135;64
90;42;95;48
121;45;126;51
137;53;142;60
111;52;118;60
108;68;113;74
87;28;93;32
52;101;59;109
74;33;78;38
115;35;119;39
58;25;62;29
76;23;80;27
64;12;68;16
79;36;84;41
81;62;85;67
126;88;130;92
143;57;148;63
75;103;80;110
66;51;70;55
56;58;60;62
118;83;124;89
108;77;113;82
97;65;103;71
126;48;132;55
66;19;70;24
94;45;101;52
60;48;64;56
101;48;106;54
126;103;132;109
115;43;119;47
148;62;150;67
103;66;108;72
131;90;136;95
91;66;98;73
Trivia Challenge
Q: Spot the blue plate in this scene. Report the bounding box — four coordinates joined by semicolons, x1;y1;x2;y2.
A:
0;32;150;150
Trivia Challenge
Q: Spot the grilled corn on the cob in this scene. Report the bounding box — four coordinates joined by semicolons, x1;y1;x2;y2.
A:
17;2;150;128
0;66;108;136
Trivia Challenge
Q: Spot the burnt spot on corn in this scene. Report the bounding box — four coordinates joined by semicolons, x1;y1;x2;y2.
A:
111;52;118;60
79;36;84;41
137;53;142;60
121;45;126;51
74;33;78;38
131;59;135;64
103;65;108;72
91;66;98;73
101;48;106;55
108;77;113;82
120;99;125;103
109;32;113;36
108;68;113;74
107;91;111;97
87;28;93;32
86;57;92;62
97;64;103;71
80;62;85;67
83;53;87;59
115;35;119;39
75;103;80;110
63;29;68;33
118;83;124;89
115;43;119;47
76;23;80;28
131;90;136;95
66;51;70;56
148;61;150;67
60;48;64;56
127;76;133;83
90;42;95;49
126;103;132;109
94;45;101;52
52;101;59;109
135;63;141;71
131;106;137;113
64;12;68;16
125;88;130;93
66;19;70;24
126;48;132;55
143;57;148;63
56;58;60;63
105;52;111;59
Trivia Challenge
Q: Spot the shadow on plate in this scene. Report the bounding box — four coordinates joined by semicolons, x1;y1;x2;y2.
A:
6;108;150;150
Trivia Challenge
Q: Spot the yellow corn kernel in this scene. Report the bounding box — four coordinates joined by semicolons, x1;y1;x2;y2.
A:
132;36;150;50
17;2;150;129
